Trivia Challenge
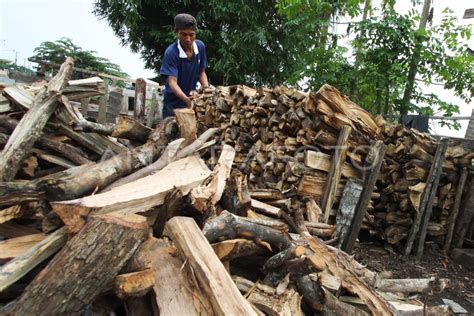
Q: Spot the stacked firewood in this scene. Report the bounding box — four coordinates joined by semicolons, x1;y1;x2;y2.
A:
0;59;452;315
193;84;471;252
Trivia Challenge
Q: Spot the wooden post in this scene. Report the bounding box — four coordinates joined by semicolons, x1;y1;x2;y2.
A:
334;178;363;249
443;167;468;253
341;140;386;253
165;216;257;315
321;125;351;223
97;79;109;124
454;174;474;248
146;90;157;127
80;97;90;118
134;78;146;123
404;138;448;257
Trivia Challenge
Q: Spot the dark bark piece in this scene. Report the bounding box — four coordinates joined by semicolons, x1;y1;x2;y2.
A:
0;57;74;181
334;178;363;249
152;188;184;237
444;167;468;253
13;213;148;315
296;275;324;311
37;136;92;165
454;175;474;248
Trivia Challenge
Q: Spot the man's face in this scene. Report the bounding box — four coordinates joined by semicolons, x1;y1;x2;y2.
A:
177;28;196;48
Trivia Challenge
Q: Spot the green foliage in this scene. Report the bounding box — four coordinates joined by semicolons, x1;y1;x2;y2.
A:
93;0;306;86
0;59;35;74
30;38;129;86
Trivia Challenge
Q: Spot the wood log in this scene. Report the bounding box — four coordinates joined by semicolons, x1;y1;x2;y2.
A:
251;198;283;218
0;227;67;292
212;238;269;261
52;156;211;233
134;78;146;123
0;57;74;181
305;150;361;179
323;288;370;316
0;118;177;205
0;204;22;224
13;213;149;315
190;144;235;213
374;277;449;294
334;178;363;249
444;167;468;253
152;188;184;237
97;79;108;124
175;108;197;145
126;237;213;316
250;189;284;200
37;136;92;165
454;175;474;248
0;222;42;239
306;199;322;223
247;284;304;316
165;216;257;315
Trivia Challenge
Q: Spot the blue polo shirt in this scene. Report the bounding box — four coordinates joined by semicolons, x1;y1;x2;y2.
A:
160;39;208;117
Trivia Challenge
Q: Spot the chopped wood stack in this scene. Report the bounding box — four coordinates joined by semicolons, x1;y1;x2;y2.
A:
0;60;453;314
193;84;472;253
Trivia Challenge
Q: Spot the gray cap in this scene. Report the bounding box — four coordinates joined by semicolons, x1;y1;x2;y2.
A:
174;13;197;30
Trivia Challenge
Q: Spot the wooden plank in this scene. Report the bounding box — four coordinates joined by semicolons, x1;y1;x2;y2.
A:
342;140;387;253
0;57;74;181
443;167;468;253
97;80;108;124
52;156;211;233
0;227;67;292
334;178;363;249
321;125;352;222
463;8;474;19
165;216;257;315
408;138;448;258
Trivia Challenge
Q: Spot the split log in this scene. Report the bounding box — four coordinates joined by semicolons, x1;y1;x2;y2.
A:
247;284;304;316
250;189;284;201
114;268;155;299
37;136;92;165
0;227;67;292
251;198;283;218
0;233;46;260
374;277;449;294
104;127;219;191
175;108;197;145
165;216;257;315
190;144;235;213
126;237;213;316
323;288;369;316
306;199;322;223
0;57;74;181
0;204;22;223
212;238;269;261
52;156;211;233
321;125;352;222
13;213;148;315
0;222;42;239
305;150;361;179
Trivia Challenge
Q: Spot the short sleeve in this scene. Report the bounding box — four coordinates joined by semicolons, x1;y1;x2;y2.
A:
160;48;179;77
198;41;208;71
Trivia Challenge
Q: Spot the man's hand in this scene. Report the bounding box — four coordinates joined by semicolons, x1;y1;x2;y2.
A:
185;96;194;109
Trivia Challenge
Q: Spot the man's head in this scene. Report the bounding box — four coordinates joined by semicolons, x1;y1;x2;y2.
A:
174;13;197;48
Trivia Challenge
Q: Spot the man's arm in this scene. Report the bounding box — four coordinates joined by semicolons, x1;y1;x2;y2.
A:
199;69;208;87
167;76;193;107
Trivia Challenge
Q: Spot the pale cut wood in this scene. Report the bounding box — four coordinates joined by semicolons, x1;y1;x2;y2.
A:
127;237;212;316
298;174;344;199
0;233;46;259
52;156;211;233
13;213;149;315
114;268;155;299
0;57;74;181
321;125;352;222
165;216;257;316
251;198;283;218
212;239;268;261
0;227;67;292
0;205;22;224
306;199;322;223
2;85;34;109
374;277;449;294
190;144;235;213
175;107;197;145
305;150;361;178
247;285;304;316
444;167;468;253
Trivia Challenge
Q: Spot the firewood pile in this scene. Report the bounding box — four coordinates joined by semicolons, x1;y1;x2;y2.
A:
193;84;471;254
0;58;465;315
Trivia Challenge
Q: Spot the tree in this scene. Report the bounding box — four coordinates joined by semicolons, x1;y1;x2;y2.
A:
29;38;128;82
93;0;307;86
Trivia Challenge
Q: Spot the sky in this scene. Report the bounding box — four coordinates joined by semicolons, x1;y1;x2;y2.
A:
0;0;473;137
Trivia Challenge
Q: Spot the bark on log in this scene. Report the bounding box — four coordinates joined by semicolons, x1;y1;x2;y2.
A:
0;57;74;181
13;213;148;315
165;216;257;316
374;277;449;294
114;268;155;299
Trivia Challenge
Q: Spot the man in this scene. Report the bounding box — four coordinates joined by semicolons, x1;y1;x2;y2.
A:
160;13;208;118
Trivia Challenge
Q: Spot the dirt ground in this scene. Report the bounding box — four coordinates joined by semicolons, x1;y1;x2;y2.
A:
354;241;473;313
